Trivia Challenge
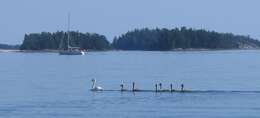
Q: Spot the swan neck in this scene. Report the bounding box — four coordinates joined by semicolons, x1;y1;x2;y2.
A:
92;80;96;88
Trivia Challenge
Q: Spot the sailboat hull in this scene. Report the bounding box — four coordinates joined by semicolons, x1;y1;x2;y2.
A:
59;50;85;55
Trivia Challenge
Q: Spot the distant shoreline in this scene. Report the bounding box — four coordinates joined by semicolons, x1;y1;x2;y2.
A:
1;48;260;53
0;49;20;53
170;48;260;52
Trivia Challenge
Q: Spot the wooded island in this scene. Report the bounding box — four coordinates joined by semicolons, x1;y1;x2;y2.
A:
4;27;260;51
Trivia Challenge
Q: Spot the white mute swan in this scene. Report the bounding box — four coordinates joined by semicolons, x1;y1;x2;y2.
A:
91;79;103;91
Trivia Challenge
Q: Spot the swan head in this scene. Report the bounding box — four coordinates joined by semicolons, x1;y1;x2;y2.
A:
91;79;96;82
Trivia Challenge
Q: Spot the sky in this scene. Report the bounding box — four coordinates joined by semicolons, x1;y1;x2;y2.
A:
1;0;260;44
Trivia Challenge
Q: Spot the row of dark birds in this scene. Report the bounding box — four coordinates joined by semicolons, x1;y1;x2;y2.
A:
120;82;185;92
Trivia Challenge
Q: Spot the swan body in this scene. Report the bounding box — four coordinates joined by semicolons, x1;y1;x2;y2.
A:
91;79;103;91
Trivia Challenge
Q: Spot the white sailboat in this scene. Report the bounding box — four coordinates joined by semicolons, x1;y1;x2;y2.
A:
59;14;85;55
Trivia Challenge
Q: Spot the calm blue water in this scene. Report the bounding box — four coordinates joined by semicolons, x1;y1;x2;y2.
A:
0;50;260;118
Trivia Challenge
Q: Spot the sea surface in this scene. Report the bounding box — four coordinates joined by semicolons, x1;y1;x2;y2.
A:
0;50;260;118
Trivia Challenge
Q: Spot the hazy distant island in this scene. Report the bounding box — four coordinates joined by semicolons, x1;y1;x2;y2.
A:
0;43;19;50
16;27;260;51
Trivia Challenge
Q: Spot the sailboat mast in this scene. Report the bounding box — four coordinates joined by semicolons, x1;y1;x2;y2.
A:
67;13;70;49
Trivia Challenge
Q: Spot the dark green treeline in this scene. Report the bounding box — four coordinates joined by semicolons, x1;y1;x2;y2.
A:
20;27;260;51
112;27;260;50
20;31;111;50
